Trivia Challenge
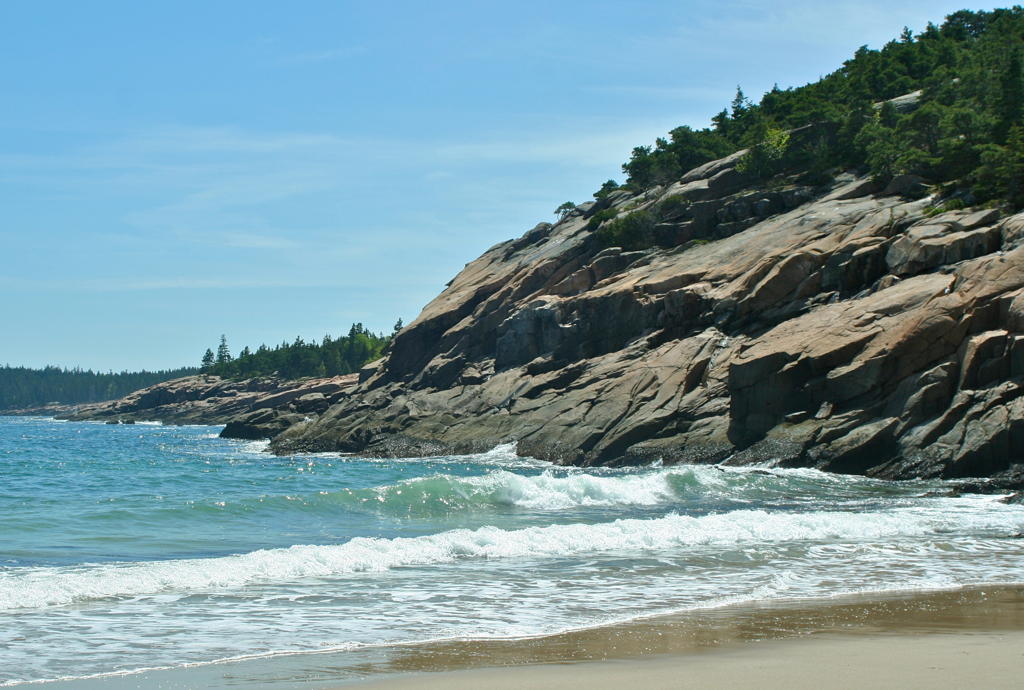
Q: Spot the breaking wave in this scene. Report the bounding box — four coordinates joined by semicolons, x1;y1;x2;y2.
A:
3;498;1021;610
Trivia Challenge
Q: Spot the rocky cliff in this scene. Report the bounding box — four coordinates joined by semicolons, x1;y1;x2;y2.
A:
268;149;1024;488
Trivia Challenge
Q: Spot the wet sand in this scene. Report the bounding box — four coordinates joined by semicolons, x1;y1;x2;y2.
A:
347;585;1024;690
41;585;1024;689
340;583;1024;674
349;632;1024;690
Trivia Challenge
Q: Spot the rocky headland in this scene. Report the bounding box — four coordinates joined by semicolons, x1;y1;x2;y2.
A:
245;145;1024;493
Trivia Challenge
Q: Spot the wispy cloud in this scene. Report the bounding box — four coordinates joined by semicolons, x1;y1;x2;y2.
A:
1;118;658;299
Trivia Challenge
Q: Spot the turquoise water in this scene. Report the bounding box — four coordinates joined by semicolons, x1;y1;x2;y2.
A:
2;415;1024;685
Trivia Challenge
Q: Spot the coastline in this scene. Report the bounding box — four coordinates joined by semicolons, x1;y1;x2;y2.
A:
36;584;1024;690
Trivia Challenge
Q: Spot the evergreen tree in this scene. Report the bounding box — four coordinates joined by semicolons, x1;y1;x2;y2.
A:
201;349;215;368
593;180;620;199
554;202;576;220
996;48;1024;143
731;86;750;118
622;146;654;190
216;335;232;364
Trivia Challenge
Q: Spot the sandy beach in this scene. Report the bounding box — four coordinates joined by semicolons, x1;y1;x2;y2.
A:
44;585;1024;690
344;585;1024;690
350;632;1024;690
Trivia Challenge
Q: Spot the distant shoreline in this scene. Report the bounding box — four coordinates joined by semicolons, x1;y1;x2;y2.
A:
0;403;81;417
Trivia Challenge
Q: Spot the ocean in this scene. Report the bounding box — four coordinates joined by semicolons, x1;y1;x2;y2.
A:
2;415;1023;686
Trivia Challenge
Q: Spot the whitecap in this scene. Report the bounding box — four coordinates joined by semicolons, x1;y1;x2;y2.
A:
2;498;1021;611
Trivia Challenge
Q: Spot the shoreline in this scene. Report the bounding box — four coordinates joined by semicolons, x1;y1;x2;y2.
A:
34;583;1024;690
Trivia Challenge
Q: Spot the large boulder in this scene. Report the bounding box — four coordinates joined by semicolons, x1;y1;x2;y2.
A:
221;409;311;440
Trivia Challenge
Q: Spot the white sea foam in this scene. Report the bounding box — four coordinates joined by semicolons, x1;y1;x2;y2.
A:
2;499;1020;611
358;442;550;468
428;468;681;509
472;442;548;466
362;464;901;511
236;439;271;454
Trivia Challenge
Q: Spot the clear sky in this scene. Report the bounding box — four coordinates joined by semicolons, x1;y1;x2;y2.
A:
1;0;977;371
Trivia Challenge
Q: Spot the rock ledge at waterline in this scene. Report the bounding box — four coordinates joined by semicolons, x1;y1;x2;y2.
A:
58;374;359;436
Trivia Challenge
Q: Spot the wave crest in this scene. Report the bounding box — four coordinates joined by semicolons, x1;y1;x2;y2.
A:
2;500;1020;610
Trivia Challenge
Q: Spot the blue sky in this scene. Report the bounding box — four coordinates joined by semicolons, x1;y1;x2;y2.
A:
1;0;975;371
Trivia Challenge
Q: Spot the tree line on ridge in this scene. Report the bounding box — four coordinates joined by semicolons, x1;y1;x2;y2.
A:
0;366;198;411
198;322;399;380
586;9;1024;210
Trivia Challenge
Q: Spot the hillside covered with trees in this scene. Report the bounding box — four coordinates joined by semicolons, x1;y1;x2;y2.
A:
0;366;198;411
199;322;395;380
598;8;1024;211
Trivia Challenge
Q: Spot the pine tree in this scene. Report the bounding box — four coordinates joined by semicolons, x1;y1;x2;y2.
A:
731;86;749;118
996;49;1024;144
593;180;620;199
622;146;654;190
1000;124;1024;205
216;335;232;364
201;349;215;368
554;202;576;220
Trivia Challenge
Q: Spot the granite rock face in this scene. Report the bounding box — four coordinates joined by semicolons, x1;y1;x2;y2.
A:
270;152;1024;483
59;374;359;439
